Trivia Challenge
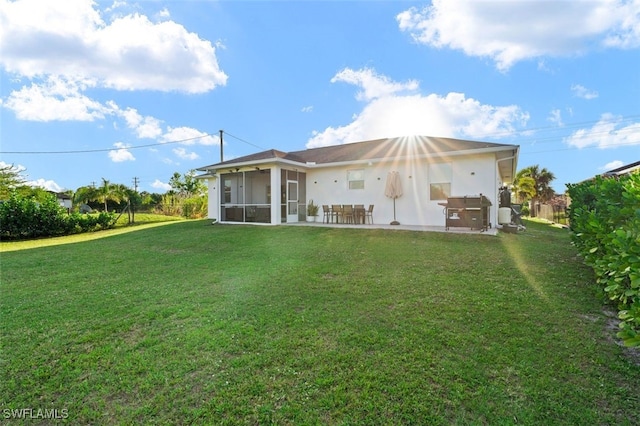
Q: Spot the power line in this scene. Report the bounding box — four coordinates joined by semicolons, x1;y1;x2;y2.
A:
0;114;638;155
524;140;640;155
0;129;268;155
481;113;640;141
0;133;218;154
223;131;267;151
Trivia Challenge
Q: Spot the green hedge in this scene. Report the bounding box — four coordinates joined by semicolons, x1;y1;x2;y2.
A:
567;173;640;347
0;192;115;240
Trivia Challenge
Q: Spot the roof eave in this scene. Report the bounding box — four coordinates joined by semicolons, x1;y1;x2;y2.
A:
198;157;310;173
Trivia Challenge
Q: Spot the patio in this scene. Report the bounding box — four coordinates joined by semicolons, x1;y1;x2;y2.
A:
286;220;499;235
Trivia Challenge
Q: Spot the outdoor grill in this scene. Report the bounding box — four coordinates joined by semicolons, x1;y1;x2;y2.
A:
441;194;492;231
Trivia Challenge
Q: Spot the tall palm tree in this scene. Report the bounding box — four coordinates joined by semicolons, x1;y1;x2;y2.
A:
512;175;536;204
517;165;556;217
73;185;98;210
74;179;124;212
96;178;123;211
112;183;135;221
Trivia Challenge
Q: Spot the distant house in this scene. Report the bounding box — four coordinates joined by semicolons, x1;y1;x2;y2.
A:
50;191;72;213
601;160;640;177
196;136;519;227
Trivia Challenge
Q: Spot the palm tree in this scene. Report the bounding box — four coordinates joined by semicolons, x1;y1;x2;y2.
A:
73;185;98;210
111;183;136;222
96;178;127;212
74;179;125;212
512;175;536;204
516;165;556;217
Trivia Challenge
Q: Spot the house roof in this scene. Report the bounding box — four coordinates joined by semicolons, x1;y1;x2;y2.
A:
601;160;640;177
200;136;517;167
197;136;519;183
48;191;71;200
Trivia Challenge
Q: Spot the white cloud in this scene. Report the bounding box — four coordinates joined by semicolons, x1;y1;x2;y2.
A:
0;161;26;173
603;0;640;48
397;0;640;71
600;160;625;171
118;106;163;139
28;178;63;192
301;105;313;113
108;142;135;162
151;179;172;191
3;76;108;121
162;126;218;146
157;8;171;20
548;109;563;126
331;67;419;101
571;84;599;99
566;113;640;149
307;68;528;148
104;0;127;14
173;147;199;160
0;0;227;93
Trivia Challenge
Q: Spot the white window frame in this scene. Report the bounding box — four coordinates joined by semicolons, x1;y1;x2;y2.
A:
347;169;365;190
429;163;452;200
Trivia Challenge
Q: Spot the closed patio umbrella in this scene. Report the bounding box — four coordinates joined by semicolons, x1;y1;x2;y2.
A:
385;171;402;225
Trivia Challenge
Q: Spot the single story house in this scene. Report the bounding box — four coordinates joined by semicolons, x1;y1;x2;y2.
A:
50;191;72;213
196;136;519;228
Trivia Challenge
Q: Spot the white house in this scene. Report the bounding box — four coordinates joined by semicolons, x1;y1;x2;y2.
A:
196;136;519;228
50;191;72;213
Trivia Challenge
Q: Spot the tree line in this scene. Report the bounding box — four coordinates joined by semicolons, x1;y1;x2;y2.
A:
0;165;207;218
0;165;209;240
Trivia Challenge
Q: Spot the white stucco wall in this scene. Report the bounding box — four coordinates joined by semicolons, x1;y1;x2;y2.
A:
305;153;500;227
206;176;219;221
205;152;505;227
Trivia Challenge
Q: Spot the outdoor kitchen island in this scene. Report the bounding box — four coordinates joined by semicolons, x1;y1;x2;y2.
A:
440;195;492;232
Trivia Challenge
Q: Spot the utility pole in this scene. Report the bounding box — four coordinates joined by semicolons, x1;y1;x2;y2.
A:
131;177;139;224
219;129;224;162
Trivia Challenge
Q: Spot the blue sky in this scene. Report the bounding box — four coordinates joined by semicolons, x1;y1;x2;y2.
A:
1;0;638;194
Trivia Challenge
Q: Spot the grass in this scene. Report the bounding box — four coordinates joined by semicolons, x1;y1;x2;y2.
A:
0;213;184;252
1;220;639;424
113;212;185;226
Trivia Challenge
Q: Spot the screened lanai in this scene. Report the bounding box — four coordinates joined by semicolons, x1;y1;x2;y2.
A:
220;168;306;223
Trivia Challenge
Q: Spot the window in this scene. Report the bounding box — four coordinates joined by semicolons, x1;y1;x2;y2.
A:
429;163;452;200
430;183;451;200
348;169;364;190
223;179;231;203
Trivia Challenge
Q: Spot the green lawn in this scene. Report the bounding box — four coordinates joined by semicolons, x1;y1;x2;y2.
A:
1;220;639;424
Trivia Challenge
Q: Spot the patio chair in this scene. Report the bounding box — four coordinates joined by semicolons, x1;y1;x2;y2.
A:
354;204;365;224
342;204;354;224
365;204;374;224
331;204;343;223
322;205;331;224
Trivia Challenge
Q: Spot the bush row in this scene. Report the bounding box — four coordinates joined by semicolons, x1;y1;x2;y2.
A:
154;193;207;218
567;173;640;347
0;192;115;240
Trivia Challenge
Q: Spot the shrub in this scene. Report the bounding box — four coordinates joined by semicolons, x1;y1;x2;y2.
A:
182;196;207;219
0;192;116;240
156;194;207;218
567;173;640;347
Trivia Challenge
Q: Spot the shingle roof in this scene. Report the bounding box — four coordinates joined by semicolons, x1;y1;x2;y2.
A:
602;160;640;176
198;136;517;170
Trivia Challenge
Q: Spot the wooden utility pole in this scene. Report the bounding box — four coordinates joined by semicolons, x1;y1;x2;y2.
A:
131;177;139;224
219;129;224;162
